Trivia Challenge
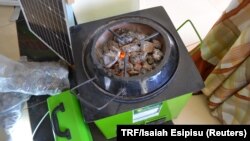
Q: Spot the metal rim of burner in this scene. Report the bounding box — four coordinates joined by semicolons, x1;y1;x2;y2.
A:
81;17;179;103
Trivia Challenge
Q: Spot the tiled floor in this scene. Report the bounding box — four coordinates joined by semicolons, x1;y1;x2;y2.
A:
0;0;233;140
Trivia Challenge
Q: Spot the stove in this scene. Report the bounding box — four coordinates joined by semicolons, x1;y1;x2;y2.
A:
70;6;204;139
18;0;204;140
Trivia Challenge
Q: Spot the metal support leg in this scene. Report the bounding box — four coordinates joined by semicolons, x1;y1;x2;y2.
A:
177;19;203;45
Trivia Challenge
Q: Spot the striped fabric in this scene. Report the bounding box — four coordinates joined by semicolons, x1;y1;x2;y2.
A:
211;84;250;124
191;0;250;124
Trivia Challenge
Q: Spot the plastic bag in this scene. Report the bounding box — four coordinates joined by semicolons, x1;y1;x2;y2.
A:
0;92;29;135
0;55;70;95
0;55;70;138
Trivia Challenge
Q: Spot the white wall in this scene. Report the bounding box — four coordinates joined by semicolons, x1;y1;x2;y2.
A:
140;0;232;46
72;0;139;24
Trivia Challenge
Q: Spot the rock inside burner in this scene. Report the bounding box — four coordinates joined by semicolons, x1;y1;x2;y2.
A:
141;41;155;53
153;49;163;61
147;55;154;65
152;39;161;49
97;28;164;77
143;61;152;71
134;63;142;71
122;43;140;53
128;70;139;76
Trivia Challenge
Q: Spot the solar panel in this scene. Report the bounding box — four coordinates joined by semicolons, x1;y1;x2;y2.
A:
19;0;74;65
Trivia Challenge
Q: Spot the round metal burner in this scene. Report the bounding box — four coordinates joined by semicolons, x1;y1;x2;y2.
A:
82;17;179;103
95;22;165;77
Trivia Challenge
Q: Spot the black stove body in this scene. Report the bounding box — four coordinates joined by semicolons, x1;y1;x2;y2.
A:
70;6;204;122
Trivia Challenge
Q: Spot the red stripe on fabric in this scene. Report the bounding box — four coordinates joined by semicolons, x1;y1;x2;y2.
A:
191;49;215;80
235;93;250;101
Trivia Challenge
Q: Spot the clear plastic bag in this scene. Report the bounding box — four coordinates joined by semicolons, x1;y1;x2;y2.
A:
0;55;70;138
0;55;70;95
0;92;28;135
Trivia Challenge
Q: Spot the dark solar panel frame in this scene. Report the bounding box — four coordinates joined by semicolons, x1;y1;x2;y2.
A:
19;0;74;65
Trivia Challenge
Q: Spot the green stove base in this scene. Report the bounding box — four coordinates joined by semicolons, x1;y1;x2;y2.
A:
47;91;93;141
94;93;192;139
47;91;191;140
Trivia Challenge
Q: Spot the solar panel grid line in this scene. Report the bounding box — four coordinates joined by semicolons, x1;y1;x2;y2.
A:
43;0;71;59
41;5;56;55
41;2;62;55
37;1;52;50
57;0;65;17
19;0;74;65
38;4;55;54
53;0;64;17
44;0;64;17
19;0;71;65
52;18;69;47
30;0;45;49
54;1;69;46
61;0;74;48
56;0;73;63
48;2;64;58
47;14;62;55
53;30;70;61
30;0;51;50
54;21;67;57
50;17;62;54
30;0;55;54
48;0;72;63
38;0;65;23
28;28;71;65
57;0;73;60
23;0;57;53
52;17;69;62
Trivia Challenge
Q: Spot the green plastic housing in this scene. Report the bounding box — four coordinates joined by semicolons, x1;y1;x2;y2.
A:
94;93;192;139
47;91;93;141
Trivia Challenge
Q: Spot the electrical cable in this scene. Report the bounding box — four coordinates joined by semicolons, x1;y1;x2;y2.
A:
32;111;49;139
70;76;96;91
24;76;96;111
22;100;48;111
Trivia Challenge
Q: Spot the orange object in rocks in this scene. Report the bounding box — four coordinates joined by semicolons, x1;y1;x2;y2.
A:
119;51;126;59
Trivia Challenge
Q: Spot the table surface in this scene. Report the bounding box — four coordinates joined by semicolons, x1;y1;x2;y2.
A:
0;1;228;140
